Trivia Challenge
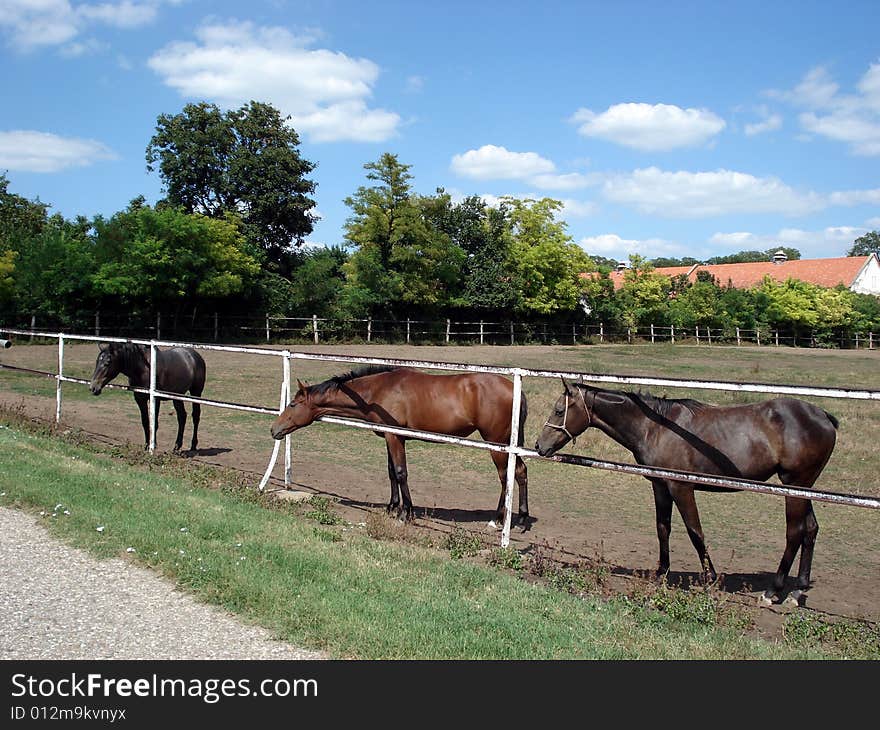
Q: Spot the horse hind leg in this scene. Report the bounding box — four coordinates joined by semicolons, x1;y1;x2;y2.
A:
651;480;673;579
385;442;401;516
763;464;825;605
487;451;529;531
189;401;200;452
171;399;187;452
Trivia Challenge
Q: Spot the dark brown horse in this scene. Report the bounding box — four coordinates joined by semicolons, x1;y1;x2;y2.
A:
535;380;838;603
270;366;529;528
89;342;207;452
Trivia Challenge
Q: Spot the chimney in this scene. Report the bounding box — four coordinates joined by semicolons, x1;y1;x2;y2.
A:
772;249;788;265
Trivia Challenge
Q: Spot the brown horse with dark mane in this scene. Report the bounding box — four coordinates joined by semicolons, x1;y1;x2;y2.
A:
270;366;529;528
90;341;206;452
535;380;838;604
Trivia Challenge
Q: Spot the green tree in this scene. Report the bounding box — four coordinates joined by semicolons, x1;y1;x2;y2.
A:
848;231;880;256
616;254;671;328
419;191;520;311
341;154;465;316
289;246;349;315
146;101;317;272
504;197;593;314
0;249;16;303
91;201;260;314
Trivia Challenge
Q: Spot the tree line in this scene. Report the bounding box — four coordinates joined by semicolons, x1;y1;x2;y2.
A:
1;100;878;344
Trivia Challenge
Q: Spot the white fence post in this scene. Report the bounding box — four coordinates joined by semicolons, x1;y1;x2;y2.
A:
312;314;319;344
509;321;514;345
30;314;35;342
501;369;523;549
283;353;292;487
736;327;741;346
56;335;64;423
406;318;411;344
870;332;875;350
650;324;655;343
148;342;157;453
446;319;451;344
480;320;484;345
367;318;372;343
695;325;700;344
775;330;779;347
156;313;161;340
265;315;270;342
600;322;604;343
95;312;100;337
671;324;675;344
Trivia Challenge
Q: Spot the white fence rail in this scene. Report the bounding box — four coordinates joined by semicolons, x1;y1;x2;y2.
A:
1;327;878;549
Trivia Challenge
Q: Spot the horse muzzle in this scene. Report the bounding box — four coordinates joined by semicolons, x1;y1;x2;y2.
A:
270;422;295;440
89;383;103;396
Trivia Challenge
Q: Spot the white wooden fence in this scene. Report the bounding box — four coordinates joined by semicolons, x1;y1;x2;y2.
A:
1;327;878;549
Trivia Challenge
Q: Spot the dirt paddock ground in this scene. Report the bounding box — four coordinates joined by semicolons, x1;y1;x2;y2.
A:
1;340;878;627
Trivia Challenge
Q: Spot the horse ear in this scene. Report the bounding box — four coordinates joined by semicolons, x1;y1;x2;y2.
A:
98;342;109;352
561;377;572;395
296;379;308;393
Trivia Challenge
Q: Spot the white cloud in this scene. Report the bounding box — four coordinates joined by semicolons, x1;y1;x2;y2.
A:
744;113;782;136
148;21;400;143
0;130;116;172
867;217;880;228
578;233;685;260
451;145;555;180
570;102;726;151
0;1;166;51
709;226;867;258
602;167;822;217
450;145;597;191
773;62;880;156
828;188;880;206
405;75;425;93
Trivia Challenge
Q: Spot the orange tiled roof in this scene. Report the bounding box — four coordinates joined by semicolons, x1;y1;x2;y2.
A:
595;256;872;291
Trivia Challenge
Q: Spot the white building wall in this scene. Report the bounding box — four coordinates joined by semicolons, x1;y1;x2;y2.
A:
851;254;880;295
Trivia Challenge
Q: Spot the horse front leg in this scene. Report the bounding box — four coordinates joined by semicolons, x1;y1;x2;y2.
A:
134;393;151;450
385;435;413;522
669;483;717;584
651;480;673;579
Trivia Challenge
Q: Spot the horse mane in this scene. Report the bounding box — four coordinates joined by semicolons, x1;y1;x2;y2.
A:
107;341;149;371
629;389;709;418
310;365;400;396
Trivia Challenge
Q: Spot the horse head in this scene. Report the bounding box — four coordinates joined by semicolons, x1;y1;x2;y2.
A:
270;379;318;439
89;342;122;395
534;378;593;457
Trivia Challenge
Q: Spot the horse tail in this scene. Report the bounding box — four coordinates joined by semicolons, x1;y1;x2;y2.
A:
824;410;839;430
517;392;528;448
191;349;207;396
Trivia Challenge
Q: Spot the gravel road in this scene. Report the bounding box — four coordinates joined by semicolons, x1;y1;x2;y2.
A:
0;507;326;660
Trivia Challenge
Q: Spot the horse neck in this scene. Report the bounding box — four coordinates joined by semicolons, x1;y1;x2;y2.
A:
311;379;375;420
586;388;652;459
119;345;150;385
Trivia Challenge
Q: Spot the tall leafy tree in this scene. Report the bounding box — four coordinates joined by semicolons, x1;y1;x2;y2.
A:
504;197;593;314
341;154;465;316
848;231;880;256
146;101;317;272
420;191;520;311
91;201;260;314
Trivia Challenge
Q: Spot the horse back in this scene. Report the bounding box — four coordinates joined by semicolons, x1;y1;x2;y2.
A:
155;347;206;395
369;369;520;441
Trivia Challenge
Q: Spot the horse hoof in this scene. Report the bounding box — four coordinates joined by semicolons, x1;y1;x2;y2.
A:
759;591;777;606
782;590;804;608
486;520;500;530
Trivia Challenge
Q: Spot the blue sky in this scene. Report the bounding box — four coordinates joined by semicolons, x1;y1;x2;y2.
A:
2;0;879;262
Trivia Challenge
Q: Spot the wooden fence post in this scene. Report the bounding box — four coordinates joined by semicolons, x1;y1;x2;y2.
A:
214;312;219;341
95;312;100;337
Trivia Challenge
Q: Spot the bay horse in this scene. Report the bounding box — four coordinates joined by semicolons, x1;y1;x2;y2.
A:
270;366;529;528
89;342;207;452
535;380;838;604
